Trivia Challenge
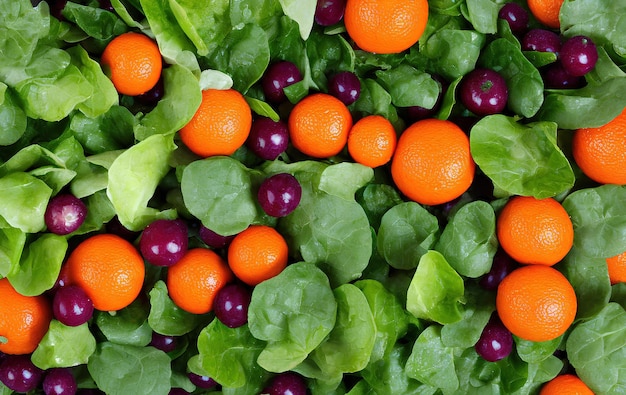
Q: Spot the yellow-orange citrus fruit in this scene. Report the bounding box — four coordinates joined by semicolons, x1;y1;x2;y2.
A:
390;118;475;206
228;225;289;286
496;265;577;342
347;115;397;168
572;107;626;185
100;32;163;96
179;88;252;157
607;250;626;285
344;0;429;54
527;0;564;29
539;374;594;395
497;196;574;266
65;233;145;312
167;248;233;314
288;93;353;158
0;278;52;355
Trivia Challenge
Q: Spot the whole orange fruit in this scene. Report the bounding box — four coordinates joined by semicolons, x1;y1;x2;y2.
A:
390;118;475;206
539;374;594;395
572;107;626;185
344;0;429;54
347;115;397;168
527;0;564;29
228;225;289;286
65;233;145;312
100;32;163;96
167;248;233;314
288;93;353;158
497;196;573;266
0;278;52;355
496;265;577;342
607;250;626;285
179;88;252;158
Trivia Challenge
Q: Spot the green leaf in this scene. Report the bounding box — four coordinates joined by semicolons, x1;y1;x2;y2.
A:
0;172;52;233
148;281;198;336
32;320;97;370
0;227;26;278
0;85;27;146
278;0;316;40
318;162;373;200
463;0;500;34
96;300;152;347
375;64;440;109
69;105;135;155
515;336;562;364
62;2;127;40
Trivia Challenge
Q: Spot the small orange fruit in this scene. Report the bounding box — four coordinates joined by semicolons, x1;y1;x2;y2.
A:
539;374;594;395
228;225;289;286
572;107;626;185
527;0;564;29
179;89;252;157
100;32;163;96
497;196;574;266
0;278;52;355
347;115;397;168
607;250;626;285
390;118;475;206
497;265;577;342
288;93;353;158
167;248;233;314
344;0;429;54
65;233;145;312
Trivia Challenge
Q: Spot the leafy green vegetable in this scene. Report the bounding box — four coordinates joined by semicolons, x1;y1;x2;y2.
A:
96;300;152;347
0;85;27;146
0;172;52;233
148;281;198;336
32;320;96;370
375;64;440;109
463;0;500;34
0;227;26;278
406;325;459;393
278;0;316;40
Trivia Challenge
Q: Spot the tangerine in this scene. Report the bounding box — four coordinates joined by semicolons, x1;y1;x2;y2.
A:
527;0;564;29
347;115;397;168
606;250;626;285
539;374;594;395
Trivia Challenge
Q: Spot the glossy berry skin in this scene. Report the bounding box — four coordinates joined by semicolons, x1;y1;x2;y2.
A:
43;368;78;395
187;372;218;389
246;117;290;160
213;283;252;328
263;372;308;395
498;3;529;35
315;0;346;26
521;29;561;54
0;354;44;393
261;61;303;103
543;63;585;89
257;173;302;217
560;35;598;77
475;314;514;362
198;225;235;249
139;219;188;267
149;332;177;353
479;250;517;291
45;194;88;235
459;68;508;116
53;285;95;327
328;71;361;105
98;0;115;12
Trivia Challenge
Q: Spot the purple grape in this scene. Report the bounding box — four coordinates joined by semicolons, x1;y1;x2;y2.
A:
135;77;165;106
521;29;561;54
246;117;290;160
49;0;68;20
43;368;77;395
44;194;88;235
257;173;302;217
187;372;218;389
262;372;308;395
76;390;105;395
475;314;514;362
459;68;508;116
139;219;188;267
328;71;361;105
97;0;115;12
498;3;529;35
0;354;44;393
168;389;190;395
543;63;585;89
53;285;95;327
106;216;140;241
479;250;517;291
149;332;177;353
213;283;252;328
261;61;303;103
559;35;598;77
314;0;346;26
198;226;235;249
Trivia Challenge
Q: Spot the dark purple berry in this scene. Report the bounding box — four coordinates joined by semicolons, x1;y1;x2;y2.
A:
49;0;68;20
328;71;361;105
521;29;561;54
479;250;517;291
0;354;44;393
43;368;77;395
98;0;115;12
135;77;165;106
198;226;235;249
263;372;308;395
106;216;140;241
187;372;218;389
213;283;252;328
44;194;88;235
315;0;346;26
262;61;303;103
258;173;302;217
149;332;177;353
53;285;94;327
459;68;508;116
543;63;585;89
139;219;188;267
475;314;514;362
246;117;290;160
168;389;190;395
559;35;598;77
498;3;529;34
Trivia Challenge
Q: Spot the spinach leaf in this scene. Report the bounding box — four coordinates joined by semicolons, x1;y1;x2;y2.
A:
70;106;135;155
278;0;316;40
62;2;127;40
375;64;440;109
0;172;52;233
148;281;198;336
96;300;152;347
352;78;398;122
32;321;96;370
355;183;403;231
0;85;27;146
0;227;25;278
515;336;562;364
463;0;500;34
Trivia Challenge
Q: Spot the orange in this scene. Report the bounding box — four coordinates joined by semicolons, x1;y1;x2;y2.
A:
0;278;52;355
227;225;289;286
496;265;577;342
179;89;252;157
100;32;162;96
65;233;145;312
497;196;574;266
166;248;233;314
344;0;429;54
390;118;475;206
539;374;594;395
527;0;564;29
572;107;626;185
288;93;353;158
347;115;397;168
607;250;626;285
